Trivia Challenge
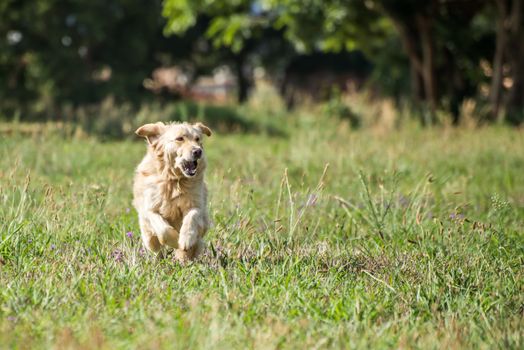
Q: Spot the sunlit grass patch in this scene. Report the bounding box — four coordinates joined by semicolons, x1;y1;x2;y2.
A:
0;113;523;349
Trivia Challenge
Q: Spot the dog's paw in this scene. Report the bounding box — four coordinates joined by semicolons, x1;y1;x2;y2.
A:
178;231;198;251
157;227;179;248
174;240;203;263
174;248;192;264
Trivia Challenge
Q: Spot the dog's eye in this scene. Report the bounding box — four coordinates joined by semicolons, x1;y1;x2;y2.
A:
195;137;200;143
175;136;184;142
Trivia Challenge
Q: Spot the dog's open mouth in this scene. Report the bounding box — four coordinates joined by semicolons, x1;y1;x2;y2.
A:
181;160;198;177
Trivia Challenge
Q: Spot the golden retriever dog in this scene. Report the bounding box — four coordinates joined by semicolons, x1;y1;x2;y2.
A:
133;121;212;261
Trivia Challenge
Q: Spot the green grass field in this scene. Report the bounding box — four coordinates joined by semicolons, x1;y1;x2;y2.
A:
0;110;523;349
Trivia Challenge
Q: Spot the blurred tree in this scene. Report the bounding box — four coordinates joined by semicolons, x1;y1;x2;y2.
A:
376;0;442;119
265;0;499;124
264;0;391;55
2;0;521;125
0;0;197;119
342;0;493;124
163;0;292;103
261;0;392;107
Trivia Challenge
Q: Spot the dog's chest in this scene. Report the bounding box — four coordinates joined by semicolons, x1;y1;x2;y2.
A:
159;192;196;227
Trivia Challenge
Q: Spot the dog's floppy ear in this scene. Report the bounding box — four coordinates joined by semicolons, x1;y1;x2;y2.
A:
194;122;212;137
135;122;166;143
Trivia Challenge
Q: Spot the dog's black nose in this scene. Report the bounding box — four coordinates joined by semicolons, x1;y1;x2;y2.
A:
192;148;202;159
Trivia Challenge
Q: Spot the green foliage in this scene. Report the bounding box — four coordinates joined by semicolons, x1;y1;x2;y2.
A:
163;0;264;53
0;0;192;118
162;0;200;34
162;0;392;55
2;0;521;124
265;0;392;54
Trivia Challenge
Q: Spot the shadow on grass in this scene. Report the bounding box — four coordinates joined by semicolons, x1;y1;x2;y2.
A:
0;100;287;141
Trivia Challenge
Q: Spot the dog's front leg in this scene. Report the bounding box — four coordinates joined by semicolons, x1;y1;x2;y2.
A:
144;211;179;248
177;208;206;260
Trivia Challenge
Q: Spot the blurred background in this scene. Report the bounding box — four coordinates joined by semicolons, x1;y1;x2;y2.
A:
1;0;523;137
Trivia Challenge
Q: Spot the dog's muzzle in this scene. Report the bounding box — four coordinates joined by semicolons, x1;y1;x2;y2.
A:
181;159;198;177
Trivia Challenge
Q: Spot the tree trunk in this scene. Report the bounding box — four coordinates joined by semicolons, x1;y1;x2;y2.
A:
505;0;524;124
234;53;250;104
443;48;462;126
388;17;426;121
416;14;438;123
489;0;508;122
410;63;423;102
385;8;438;125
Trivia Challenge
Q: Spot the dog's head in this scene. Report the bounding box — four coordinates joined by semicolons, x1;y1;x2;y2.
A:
136;122;212;178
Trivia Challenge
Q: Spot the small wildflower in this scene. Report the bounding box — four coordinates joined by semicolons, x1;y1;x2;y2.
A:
7;316;16;322
126;207;131;213
449;213;465;220
126;231;133;239
50;244;56;250
111;249;124;262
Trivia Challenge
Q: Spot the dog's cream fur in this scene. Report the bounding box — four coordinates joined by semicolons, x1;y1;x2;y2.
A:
132;121;212;261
